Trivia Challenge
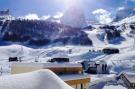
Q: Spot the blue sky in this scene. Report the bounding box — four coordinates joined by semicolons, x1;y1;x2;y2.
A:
0;0;135;20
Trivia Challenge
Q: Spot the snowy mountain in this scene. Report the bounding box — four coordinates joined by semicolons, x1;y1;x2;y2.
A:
114;7;135;22
1;9;135;89
0;20;92;46
0;22;134;89
61;4;86;28
114;15;135;25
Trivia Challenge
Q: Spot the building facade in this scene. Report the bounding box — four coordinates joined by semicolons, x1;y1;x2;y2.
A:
11;62;90;89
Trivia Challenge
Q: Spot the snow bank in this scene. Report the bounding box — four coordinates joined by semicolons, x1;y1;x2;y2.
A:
0;69;73;89
107;51;135;73
103;85;127;89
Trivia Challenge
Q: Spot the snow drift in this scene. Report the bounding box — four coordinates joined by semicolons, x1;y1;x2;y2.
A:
0;69;73;89
103;85;127;89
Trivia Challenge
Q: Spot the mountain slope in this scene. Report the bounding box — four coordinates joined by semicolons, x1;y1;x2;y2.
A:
114;7;135;22
114;15;135;25
84;29;106;47
0;20;92;46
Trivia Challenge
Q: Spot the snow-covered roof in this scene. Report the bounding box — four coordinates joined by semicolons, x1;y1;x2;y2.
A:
121;72;135;83
12;62;82;68
0;69;73;89
59;74;90;81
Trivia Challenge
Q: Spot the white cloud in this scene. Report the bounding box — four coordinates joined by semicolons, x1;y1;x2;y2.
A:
18;13;39;20
92;9;108;14
118;7;125;11
92;9;113;24
53;12;63;19
42;15;51;20
18;14;51;20
17;12;63;23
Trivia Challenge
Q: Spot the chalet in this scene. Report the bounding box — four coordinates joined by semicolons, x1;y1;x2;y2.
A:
119;72;135;89
82;61;108;74
11;62;90;89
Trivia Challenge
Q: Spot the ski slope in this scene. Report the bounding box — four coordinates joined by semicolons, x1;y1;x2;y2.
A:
84;29;106;48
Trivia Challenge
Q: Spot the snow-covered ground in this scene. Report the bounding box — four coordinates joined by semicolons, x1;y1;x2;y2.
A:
0;26;134;89
85;28;134;51
103;85;127;89
85;28;135;74
85;29;106;47
89;74;116;89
